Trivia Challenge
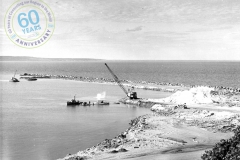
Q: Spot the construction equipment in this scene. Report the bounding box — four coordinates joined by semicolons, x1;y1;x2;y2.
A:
105;63;138;99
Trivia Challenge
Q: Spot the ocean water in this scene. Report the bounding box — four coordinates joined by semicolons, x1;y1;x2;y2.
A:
1;61;239;160
1;61;240;88
1;78;166;160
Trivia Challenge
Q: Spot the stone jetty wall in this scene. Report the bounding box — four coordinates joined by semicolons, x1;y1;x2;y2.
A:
20;73;240;95
20;73;180;93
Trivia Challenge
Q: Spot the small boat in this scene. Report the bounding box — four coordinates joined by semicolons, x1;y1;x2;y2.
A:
94;100;110;105
27;77;37;81
9;70;20;82
82;102;91;106
67;95;82;105
20;73;29;76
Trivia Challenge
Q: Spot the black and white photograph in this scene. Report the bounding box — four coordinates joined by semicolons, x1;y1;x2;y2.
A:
1;0;240;160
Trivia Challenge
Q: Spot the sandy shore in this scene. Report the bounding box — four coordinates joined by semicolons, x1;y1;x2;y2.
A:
58;90;240;160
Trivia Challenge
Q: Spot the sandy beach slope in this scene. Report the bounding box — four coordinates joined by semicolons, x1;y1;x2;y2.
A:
59;86;240;160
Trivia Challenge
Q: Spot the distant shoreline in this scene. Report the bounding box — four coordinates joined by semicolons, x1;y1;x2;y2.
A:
1;56;240;62
0;56;103;62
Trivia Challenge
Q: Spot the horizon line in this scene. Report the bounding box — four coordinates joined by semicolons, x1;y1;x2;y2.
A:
0;56;240;61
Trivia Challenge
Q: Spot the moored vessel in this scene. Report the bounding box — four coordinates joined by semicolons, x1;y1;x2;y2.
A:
94;100;110;105
27;77;37;81
9;70;20;82
67;95;82;105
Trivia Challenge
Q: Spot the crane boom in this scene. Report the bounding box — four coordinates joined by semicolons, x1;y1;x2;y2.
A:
14;70;17;78
105;63;128;96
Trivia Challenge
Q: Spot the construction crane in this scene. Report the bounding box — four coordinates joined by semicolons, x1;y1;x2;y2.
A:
105;63;138;99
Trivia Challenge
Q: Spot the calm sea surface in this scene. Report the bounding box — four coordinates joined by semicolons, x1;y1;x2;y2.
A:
0;61;239;160
1;61;240;87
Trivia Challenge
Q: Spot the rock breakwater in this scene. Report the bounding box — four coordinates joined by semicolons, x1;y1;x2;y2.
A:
21;73;240;96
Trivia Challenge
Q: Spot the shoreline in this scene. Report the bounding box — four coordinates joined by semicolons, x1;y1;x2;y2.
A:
19;73;240;160
59;103;240;160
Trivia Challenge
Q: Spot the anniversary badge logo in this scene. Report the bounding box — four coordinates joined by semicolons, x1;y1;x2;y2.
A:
4;0;55;48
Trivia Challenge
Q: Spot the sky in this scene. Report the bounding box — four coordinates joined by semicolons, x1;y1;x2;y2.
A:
1;0;240;60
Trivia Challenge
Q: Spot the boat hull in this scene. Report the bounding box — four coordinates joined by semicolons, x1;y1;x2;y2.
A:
9;77;20;82
67;102;81;105
94;101;110;105
27;78;37;81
